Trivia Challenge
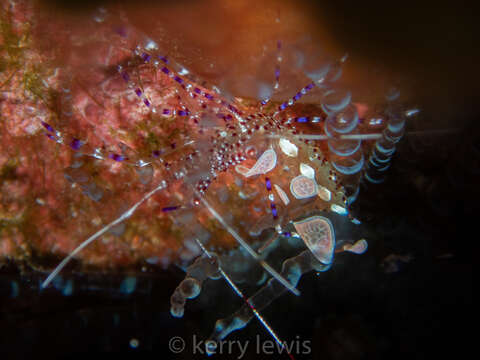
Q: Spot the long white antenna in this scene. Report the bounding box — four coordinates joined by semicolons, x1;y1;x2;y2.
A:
197;193;300;296
269;128;461;142
194;239;293;357
41;181;167;288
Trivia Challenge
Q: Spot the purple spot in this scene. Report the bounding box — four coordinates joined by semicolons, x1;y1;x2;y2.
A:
143;99;150;107
305;83;315;91
170;143;176;149
282;232;291;237
265;177;272;191
194;87;201;94
261;99;268;105
293;92;302;101
45;133;56;141
41;121;54;133
70;138;82;150
275;66;280;79
135;88;142;97
178;110;188;116
121;71;130;82
296;117;309;123
141;53;151;62
109;153;125;162
162;108;171;115
204;93;214;100
152;150;162;157
162;206;179;213
225;114;233;121
279;102;288;111
161;67;170;75
159;55;168;64
174;76;183;84
271;203;278;218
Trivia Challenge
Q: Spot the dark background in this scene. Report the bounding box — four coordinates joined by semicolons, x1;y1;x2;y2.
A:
1;1;475;359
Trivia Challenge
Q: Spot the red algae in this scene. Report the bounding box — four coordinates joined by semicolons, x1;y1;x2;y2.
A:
0;1;192;268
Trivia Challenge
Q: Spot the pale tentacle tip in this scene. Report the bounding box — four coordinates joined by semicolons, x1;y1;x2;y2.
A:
344;239;368;254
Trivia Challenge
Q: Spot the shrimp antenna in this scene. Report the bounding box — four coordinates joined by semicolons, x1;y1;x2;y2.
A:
195;239;296;359
197;193;300;296
41;181;168;288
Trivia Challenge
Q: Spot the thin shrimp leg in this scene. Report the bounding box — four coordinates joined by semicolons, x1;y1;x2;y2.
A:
207;250;329;344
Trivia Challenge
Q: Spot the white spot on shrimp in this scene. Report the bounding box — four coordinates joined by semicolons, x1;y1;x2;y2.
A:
245;148;277;177
290;175;318;199
331;204;348;215
293;215;335;265
299;163;315;179
317;185;332;202
273;184;290;205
